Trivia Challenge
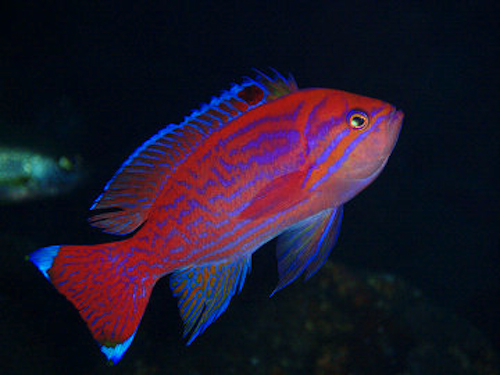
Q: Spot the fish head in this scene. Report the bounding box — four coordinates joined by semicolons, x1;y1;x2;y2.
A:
333;91;403;182
305;89;403;203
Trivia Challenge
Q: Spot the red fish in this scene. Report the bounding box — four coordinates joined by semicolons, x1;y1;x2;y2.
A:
29;70;403;363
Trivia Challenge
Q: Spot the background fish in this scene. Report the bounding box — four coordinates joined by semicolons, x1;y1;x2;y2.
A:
0;147;82;203
29;70;403;364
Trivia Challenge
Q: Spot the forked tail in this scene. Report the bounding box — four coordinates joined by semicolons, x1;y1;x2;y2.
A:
29;241;160;364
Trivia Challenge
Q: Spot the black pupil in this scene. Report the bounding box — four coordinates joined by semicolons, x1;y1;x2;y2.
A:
353;115;365;127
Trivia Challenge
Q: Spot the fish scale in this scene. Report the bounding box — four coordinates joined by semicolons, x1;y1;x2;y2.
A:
29;70;403;364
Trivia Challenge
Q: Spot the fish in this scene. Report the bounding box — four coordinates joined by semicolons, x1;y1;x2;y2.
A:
29;70;403;364
0;148;82;203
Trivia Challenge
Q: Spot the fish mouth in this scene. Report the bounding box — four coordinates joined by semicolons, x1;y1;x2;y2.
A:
390;109;405;123
379;108;404;158
388;109;404;141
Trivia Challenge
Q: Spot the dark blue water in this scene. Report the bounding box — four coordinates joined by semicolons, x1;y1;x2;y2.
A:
1;1;498;374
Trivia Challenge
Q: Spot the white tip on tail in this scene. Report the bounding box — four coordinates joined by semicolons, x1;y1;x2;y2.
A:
100;332;137;364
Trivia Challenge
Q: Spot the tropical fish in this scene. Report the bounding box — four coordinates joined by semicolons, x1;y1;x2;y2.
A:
0;147;82;203
29;70;403;364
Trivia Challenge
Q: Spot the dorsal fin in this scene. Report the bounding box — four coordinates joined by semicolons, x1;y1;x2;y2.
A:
89;69;298;235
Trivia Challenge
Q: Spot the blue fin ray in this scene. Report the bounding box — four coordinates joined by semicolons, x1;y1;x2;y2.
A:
29;245;59;280
169;255;251;345
272;206;343;296
89;70;297;235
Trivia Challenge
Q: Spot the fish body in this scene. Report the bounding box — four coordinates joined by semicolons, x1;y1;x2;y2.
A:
0;148;81;203
29;71;403;363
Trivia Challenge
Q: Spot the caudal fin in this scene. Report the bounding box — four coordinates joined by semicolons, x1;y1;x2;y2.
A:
29;241;159;364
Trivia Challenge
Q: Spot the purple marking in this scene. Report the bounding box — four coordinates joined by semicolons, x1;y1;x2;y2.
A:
220;130;300;174
310;115;384;191
228;129;297;157
304;96;330;139
198;197;307;261
305;118;343;154
316;128;351;165
208;193;225;204
164;227;191;246
177;180;192;189
216;103;304;150
218;157;235;173
188;170;199;179
151;233;164;248
207;166;292;208
187;198;213;214
195;220;251;255
185;216;203;231
303;128;350;189
177;209;191;224
169;246;185;254
199;149;213;164
196;178;217;195
158;194;186;213
177;197;222;225
210;166;235;188
202;218;230;229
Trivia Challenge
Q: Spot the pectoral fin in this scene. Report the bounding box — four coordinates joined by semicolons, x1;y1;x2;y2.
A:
239;170;309;220
272;206;343;296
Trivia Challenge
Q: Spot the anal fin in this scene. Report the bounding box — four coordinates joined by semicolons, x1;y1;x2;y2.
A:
169;255;251;344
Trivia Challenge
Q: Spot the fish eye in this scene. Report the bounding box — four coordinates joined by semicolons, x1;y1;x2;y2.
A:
347;110;369;130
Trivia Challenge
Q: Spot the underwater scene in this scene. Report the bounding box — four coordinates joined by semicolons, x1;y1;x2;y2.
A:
1;2;498;374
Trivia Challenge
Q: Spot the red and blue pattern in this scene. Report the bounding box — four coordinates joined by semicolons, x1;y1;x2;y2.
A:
30;70;403;364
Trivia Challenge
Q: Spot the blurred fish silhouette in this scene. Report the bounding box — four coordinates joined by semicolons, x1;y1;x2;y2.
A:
0;148;82;203
29;70;403;364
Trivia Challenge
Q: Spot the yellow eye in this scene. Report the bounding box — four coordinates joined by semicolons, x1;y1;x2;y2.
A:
347;110;369;130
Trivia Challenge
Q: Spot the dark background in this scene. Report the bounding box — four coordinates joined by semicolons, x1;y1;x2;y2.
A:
0;1;498;373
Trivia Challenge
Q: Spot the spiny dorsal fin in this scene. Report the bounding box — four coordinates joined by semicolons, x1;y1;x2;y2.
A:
89;69;298;235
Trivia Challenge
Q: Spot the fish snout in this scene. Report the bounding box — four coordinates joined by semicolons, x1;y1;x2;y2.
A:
387;109;404;141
